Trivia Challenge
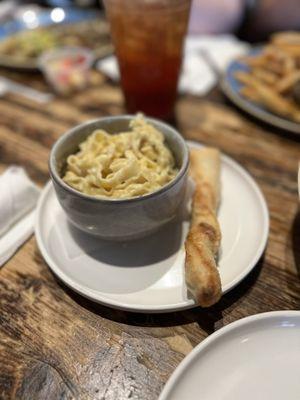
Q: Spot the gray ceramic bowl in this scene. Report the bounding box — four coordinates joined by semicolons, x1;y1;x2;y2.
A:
49;115;189;241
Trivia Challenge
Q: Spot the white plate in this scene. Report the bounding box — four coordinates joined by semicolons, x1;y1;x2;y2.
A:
35;141;269;312
159;311;300;400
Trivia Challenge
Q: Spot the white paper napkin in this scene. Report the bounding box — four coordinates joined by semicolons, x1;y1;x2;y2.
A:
0;166;40;266
97;35;249;96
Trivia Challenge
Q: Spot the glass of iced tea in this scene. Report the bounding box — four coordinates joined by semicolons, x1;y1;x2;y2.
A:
103;0;191;120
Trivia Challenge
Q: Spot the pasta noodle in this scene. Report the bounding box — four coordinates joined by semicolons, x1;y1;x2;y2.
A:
63;115;178;199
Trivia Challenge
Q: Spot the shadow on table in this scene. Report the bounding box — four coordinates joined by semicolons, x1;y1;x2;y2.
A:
60;255;264;335
223;96;300;143
67;217;183;268
291;210;300;275
282;209;300;309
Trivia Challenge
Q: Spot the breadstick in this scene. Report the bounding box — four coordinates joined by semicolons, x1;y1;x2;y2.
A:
185;148;222;307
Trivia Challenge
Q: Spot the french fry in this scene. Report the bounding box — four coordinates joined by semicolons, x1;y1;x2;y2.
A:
277;71;300;93
252;67;278;85
239;54;268;68
265;60;286;76
252;81;296;113
275;44;300;57
234;71;263;87
291;111;300;123
271;31;300;46
240;86;261;103
235;33;300;123
283;55;296;74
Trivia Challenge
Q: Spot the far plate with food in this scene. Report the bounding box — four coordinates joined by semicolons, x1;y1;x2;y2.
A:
35;116;268;312
222;32;300;134
0;9;112;70
159;311;300;400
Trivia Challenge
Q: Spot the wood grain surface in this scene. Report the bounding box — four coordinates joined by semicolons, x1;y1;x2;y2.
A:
0;66;299;400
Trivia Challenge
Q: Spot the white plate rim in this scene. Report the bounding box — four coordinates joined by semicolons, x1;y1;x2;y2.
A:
35;142;269;312
159;310;300;400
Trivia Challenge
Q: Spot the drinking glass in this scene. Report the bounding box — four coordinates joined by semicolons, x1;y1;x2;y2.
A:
104;0;191;119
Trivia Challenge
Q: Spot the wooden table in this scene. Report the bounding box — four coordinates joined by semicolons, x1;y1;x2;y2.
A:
0;67;299;400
